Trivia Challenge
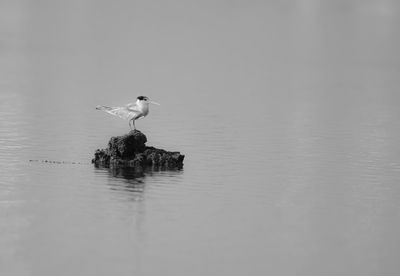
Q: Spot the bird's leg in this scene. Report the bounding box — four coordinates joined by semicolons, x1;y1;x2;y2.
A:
129;119;133;130
133;120;136;130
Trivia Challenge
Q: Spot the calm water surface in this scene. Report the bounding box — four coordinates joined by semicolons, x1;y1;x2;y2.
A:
1;1;400;275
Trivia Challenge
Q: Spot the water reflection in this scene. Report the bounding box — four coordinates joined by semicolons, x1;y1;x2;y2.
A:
94;166;184;201
107;166;146;180
95;165;184;180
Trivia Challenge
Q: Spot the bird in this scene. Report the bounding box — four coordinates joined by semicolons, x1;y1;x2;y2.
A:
96;96;160;130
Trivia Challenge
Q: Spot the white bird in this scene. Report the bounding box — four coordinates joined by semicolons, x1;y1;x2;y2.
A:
96;96;160;130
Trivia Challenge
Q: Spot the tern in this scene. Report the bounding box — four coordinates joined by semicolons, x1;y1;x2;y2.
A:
96;96;160;130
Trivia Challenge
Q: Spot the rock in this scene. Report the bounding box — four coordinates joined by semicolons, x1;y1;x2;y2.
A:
108;130;147;158
92;130;184;169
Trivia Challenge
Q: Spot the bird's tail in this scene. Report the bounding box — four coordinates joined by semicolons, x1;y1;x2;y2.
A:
96;105;111;111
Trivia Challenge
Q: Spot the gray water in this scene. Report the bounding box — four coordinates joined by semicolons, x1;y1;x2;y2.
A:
1;1;400;275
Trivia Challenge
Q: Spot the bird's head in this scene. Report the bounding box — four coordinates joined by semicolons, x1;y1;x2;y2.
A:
136;96;160;106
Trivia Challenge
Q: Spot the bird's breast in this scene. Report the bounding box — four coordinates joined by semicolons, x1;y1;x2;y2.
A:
141;106;149;116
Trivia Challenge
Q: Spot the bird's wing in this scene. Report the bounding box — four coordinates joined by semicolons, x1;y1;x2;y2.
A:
126;103;141;111
96;105;139;120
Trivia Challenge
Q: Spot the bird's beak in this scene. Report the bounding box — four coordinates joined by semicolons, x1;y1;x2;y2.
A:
149;101;160;105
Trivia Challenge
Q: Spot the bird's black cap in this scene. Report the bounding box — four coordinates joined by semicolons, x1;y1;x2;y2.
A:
137;96;148;100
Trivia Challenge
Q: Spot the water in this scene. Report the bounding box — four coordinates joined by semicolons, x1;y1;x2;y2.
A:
1;1;400;275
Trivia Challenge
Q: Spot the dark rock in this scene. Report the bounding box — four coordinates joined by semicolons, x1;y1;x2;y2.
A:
108;130;147;158
92;130;184;169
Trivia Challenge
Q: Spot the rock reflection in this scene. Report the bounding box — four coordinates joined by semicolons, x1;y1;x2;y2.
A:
94;165;184;201
108;167;146;180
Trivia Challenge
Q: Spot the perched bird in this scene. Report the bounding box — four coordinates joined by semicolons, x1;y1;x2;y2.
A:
96;96;160;130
